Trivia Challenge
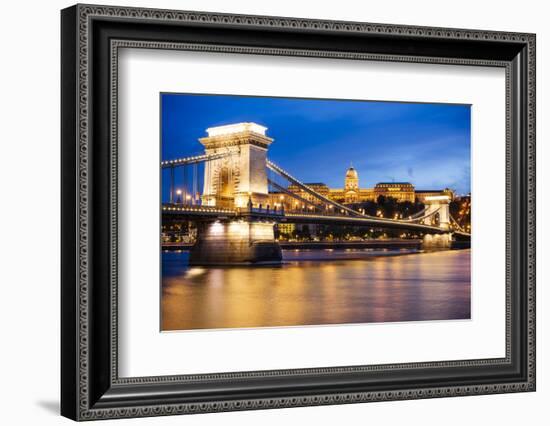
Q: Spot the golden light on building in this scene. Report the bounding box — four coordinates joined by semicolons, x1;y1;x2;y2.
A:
270;166;455;210
267;165;454;208
344;165;360;203
276;222;296;235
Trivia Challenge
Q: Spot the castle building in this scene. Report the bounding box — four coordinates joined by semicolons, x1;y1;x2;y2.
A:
276;165;453;208
327;166;376;204
374;182;415;202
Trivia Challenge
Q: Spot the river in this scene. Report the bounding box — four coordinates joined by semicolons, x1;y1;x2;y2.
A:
161;248;471;331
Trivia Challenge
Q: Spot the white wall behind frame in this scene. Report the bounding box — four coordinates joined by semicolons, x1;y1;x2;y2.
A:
1;1;547;426
118;47;506;378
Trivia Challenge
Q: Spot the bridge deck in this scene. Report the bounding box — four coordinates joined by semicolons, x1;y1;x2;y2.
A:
283;212;450;234
161;205;463;235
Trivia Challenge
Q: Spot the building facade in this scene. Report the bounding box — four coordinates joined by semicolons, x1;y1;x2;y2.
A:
373;182;416;202
279;166;453;207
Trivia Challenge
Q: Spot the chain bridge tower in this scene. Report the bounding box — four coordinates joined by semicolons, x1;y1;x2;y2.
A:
200;122;273;209
189;123;282;265
421;195;452;248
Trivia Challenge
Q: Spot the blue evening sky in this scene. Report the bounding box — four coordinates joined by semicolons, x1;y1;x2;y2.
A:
161;93;471;195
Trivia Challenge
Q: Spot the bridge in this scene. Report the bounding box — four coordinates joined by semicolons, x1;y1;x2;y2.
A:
162;122;470;265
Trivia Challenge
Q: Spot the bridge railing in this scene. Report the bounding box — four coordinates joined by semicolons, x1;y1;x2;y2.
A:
160;151;231;168
161;204;237;215
236;205;286;217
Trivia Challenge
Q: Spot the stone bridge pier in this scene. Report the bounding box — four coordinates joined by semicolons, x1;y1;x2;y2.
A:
421;233;453;249
189;219;282;265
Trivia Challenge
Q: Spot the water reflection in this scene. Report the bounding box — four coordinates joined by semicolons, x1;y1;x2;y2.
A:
161;249;471;331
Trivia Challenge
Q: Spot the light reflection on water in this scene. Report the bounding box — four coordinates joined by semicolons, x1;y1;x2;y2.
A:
161;249;471;331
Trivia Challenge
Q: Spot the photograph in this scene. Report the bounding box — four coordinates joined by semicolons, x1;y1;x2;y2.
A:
56;3;536;421
160;94;472;331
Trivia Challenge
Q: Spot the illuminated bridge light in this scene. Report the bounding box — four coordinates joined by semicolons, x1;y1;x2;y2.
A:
206;122;267;137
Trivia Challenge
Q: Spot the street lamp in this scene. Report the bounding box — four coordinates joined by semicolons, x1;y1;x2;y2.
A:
175;189;182;204
185;194;191;205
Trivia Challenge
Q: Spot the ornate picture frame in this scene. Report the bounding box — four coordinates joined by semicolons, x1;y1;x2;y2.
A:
61;4;535;420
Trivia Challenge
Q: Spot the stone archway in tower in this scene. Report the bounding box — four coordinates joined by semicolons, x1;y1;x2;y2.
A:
214;164;236;208
433;212;440;227
219;166;232;197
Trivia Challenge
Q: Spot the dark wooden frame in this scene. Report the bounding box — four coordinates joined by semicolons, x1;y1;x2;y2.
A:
61;4;536;421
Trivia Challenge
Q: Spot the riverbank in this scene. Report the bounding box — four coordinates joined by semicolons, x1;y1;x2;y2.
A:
280;240;420;250
162;239;470;251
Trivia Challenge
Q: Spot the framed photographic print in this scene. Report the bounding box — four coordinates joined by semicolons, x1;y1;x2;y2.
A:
61;4;536;421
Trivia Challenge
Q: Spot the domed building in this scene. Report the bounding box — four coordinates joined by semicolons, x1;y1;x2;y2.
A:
277;164;454;208
344;165;359;203
345;166;359;190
